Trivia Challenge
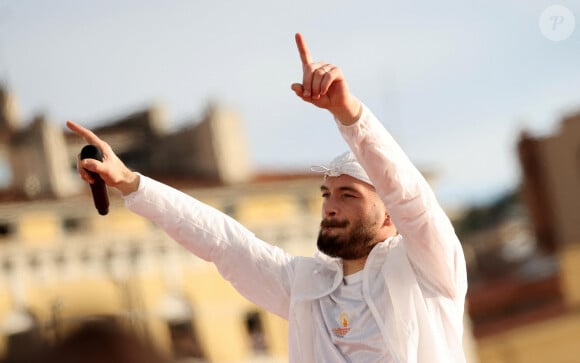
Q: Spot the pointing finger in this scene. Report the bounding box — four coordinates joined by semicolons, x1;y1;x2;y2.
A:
295;33;312;65
66;120;100;145
66;120;113;156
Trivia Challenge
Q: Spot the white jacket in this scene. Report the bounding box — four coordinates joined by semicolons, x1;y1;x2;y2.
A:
124;105;468;362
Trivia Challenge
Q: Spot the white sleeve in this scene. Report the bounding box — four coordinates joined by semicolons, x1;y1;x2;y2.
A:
337;105;467;299
124;175;293;318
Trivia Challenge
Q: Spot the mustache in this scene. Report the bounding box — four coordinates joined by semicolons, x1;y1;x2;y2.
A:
320;219;349;228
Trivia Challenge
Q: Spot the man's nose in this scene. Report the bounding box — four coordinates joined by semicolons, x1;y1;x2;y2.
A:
323;200;338;218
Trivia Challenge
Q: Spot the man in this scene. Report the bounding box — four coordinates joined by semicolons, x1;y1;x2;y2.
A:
68;33;467;362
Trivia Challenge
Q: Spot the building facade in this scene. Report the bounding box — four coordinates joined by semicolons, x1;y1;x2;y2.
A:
472;108;580;362
0;87;318;362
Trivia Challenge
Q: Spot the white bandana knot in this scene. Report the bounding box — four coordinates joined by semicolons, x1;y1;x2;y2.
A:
311;151;373;186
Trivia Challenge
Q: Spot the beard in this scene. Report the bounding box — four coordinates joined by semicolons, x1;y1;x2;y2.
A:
317;217;379;260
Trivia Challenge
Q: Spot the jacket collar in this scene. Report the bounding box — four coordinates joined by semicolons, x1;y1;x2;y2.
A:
292;238;397;303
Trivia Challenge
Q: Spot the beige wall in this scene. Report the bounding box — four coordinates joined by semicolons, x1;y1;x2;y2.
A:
0;182;312;362
477;312;580;363
560;244;580;310
476;242;580;363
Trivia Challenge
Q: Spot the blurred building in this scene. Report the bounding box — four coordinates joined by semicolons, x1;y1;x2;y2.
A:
518;112;580;254
466;108;580;362
0;86;479;362
0;86;314;363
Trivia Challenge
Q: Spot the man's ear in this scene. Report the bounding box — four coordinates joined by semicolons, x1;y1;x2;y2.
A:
383;213;393;227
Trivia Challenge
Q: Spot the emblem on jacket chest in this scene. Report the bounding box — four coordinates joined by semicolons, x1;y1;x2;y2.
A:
332;312;351;337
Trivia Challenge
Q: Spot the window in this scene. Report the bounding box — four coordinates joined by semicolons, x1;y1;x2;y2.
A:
222;202;237;218
0;220;16;239
62;217;87;234
167;319;206;361
244;310;268;353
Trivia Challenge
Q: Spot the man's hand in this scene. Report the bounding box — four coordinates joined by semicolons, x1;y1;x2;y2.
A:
67;120;140;196
291;33;362;125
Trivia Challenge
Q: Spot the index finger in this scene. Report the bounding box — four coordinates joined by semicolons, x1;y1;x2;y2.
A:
66;120;109;152
295;33;312;65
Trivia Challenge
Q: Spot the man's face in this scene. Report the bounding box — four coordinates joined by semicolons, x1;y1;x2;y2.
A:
317;174;387;260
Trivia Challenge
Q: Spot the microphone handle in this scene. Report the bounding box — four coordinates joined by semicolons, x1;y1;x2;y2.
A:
80;145;110;216
88;176;109;215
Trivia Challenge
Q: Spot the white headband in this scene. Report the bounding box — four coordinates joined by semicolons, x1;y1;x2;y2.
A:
311;151;373;186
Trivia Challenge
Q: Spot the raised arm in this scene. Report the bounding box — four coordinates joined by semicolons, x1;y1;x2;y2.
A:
339;109;466;299
292;33;466;299
66;121;294;318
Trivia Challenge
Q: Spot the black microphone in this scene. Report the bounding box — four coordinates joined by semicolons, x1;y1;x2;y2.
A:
80;145;109;216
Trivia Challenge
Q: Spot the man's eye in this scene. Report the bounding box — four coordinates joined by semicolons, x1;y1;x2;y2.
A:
321;193;329;198
343;194;355;198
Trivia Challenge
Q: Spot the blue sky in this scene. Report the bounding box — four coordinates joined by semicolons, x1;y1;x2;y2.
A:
1;0;579;209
